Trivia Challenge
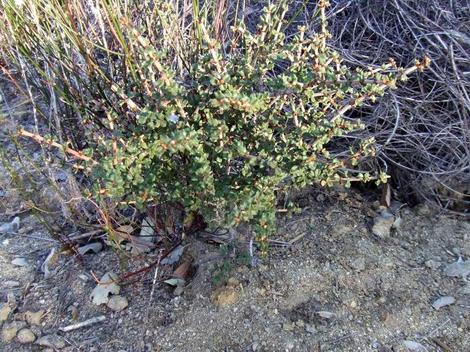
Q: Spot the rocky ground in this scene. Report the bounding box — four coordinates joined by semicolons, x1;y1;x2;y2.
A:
1;182;470;351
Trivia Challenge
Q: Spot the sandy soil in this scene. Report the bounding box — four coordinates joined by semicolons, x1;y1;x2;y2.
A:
1;182;469;352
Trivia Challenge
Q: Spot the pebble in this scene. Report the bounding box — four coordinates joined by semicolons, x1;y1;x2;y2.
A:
17;328;36;344
2;280;20;288
107;296;129;312
36;334;66;349
11;258;29;267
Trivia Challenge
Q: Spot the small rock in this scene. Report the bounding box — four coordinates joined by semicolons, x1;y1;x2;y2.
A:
351;257;366;271
107;296;128;312
372;211;395;239
432;296;455;310
295;319;304;328
2;321;26;342
11;258;29;267
17;328;36;344
25;310;45;326
36;334;66;349
212;287;239;307
424;260;441;270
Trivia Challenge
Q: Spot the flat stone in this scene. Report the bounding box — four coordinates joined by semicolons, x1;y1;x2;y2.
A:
17;328;36;344
107;296;128;312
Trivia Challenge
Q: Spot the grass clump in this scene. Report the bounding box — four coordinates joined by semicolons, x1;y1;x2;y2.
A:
0;0;427;251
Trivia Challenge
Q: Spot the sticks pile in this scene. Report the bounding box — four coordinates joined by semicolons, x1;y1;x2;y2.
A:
325;0;470;213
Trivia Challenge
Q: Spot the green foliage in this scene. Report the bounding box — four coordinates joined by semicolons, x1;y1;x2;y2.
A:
0;0;420;252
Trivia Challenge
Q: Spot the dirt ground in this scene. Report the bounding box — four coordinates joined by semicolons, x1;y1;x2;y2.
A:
1;179;470;352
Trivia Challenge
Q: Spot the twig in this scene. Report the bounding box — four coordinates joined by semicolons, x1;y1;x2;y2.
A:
59;316;106;332
17;129;96;164
149;250;163;302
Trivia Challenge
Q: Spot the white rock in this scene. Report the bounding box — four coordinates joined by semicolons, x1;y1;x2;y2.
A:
432;296;455;310
11;258;29;267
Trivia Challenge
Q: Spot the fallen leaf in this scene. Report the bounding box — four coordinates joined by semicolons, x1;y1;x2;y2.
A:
432;296;455;310
90;272;120;305
112;225;154;255
172;259;193;279
161;245;184;265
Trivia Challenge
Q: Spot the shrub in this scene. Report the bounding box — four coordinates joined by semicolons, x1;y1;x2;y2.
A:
0;0;427;251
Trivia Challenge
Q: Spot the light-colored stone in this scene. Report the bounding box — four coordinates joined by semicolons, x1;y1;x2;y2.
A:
36;334;66;349
107;295;128;312
25;310;45;326
2;321;26;342
0;304;12;322
17;328;36;344
11;258;29;267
